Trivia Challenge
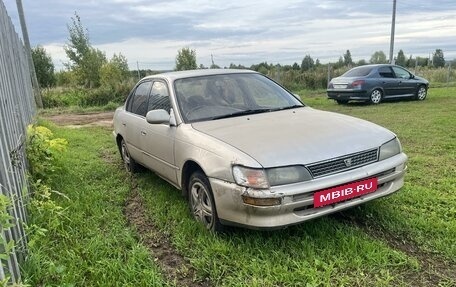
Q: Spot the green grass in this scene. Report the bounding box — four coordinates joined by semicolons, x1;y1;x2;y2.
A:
22;125;170;286
25;87;455;286
301;87;456;259
38;102;119;116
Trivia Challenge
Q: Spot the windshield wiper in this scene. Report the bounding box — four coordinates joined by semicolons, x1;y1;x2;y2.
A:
211;105;304;120
211;109;272;120
269;105;304;112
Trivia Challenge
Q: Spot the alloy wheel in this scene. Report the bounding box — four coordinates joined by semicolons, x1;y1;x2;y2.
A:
190;181;214;229
370;89;382;104
417;86;427;100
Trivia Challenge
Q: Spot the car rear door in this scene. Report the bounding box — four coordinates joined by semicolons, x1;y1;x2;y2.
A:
123;80;152;164
377;66;399;97
139;80;178;183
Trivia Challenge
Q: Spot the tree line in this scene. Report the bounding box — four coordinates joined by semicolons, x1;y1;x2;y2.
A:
32;13;452;105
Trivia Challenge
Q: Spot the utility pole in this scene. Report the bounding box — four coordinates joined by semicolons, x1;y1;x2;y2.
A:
211;54;215;68
136;61;141;80
16;0;43;108
389;0;397;65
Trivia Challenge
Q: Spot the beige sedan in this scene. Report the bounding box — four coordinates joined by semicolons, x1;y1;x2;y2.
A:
113;69;407;231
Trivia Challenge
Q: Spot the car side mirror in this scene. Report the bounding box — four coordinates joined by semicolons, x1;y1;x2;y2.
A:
146;109;170;124
410;74;415;79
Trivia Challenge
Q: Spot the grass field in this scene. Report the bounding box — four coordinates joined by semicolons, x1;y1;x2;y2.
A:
23;87;455;286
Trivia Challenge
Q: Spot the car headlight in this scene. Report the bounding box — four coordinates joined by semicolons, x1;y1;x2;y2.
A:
232;166;269;189
379;137;402;161
266;166;312;186
232;165;312;188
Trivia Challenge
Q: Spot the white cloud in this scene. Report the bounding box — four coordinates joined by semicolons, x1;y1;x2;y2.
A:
38;0;456;70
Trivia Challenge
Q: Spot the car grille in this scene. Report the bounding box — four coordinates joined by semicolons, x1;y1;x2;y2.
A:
306;148;379;178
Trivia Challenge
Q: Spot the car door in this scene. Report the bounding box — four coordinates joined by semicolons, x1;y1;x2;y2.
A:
123;80;152;164
377;66;399;98
391;66;416;97
139;80;178;183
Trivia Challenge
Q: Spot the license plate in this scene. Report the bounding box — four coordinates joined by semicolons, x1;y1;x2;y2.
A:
313;178;378;208
333;84;347;89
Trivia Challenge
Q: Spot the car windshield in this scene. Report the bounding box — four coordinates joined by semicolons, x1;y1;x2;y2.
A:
342;66;373;77
174;73;303;123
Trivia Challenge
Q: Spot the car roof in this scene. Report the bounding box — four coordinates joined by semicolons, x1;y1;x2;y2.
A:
142;69;258;81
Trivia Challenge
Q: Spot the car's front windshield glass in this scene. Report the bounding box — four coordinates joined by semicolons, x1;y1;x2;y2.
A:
342;66;373;77
174;73;303;123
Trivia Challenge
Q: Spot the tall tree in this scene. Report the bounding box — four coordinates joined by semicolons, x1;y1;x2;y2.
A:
432;49;445;68
370;51;387;64
100;53;130;87
292;62;300;70
396;49;406;67
175;47;197;71
64;12;107;87
406;55;416;68
301;55;314;71
343;50;353;66
416;56;429;67
31;45;55;87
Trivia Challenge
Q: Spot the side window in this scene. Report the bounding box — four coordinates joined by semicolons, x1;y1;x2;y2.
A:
128;81;152;116
392;67;411;79
378;67;394;78
148;81;171;112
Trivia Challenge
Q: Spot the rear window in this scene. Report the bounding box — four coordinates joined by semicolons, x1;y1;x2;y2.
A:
342;66;373;77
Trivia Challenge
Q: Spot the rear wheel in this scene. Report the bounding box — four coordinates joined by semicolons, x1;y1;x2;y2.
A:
370;89;382;104
121;139;138;173
188;171;224;232
416;85;427;101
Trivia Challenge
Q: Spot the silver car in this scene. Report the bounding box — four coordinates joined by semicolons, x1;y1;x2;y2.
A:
113;69;407;231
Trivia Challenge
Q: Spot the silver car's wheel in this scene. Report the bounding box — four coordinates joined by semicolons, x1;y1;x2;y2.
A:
370;89;382;104
188;172;223;232
416;86;427;101
121;139;137;173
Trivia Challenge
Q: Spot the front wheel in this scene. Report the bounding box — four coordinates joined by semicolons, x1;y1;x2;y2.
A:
188;171;224;232
370;89;382;104
416;86;427;101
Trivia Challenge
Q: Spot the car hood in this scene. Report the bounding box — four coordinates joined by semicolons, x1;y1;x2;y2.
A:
191;107;395;168
414;75;429;84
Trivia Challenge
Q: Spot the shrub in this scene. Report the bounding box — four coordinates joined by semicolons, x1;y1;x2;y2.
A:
26;125;68;180
42;80;134;109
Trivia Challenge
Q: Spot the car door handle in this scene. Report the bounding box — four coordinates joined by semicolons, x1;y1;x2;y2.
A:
122;123;126;126
141;131;147;136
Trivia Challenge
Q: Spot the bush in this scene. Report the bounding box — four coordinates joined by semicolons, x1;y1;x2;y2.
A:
26;125;68;180
42;81;134;109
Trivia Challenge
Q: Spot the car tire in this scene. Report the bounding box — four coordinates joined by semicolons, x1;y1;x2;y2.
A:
336;100;349;105
120;139;139;173
370;89;382;104
416;85;427;101
188;171;224;232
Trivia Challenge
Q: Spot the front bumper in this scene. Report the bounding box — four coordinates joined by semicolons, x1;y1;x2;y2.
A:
327;90;369;101
210;153;407;229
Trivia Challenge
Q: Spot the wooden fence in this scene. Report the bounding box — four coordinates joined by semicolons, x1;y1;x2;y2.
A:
0;0;36;284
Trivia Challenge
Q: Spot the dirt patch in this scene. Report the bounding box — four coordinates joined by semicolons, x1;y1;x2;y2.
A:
332;212;456;286
124;176;211;287
45;112;114;128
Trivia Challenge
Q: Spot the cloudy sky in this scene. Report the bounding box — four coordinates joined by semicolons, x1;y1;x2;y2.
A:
4;0;456;70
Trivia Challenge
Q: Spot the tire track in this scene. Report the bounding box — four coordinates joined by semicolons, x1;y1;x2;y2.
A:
124;175;212;287
332;212;456;286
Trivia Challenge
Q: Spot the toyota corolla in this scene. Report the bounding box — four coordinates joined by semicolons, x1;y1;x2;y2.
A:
113;69;407;231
